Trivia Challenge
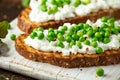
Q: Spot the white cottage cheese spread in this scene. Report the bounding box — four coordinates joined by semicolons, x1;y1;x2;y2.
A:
24;19;120;56
29;0;120;22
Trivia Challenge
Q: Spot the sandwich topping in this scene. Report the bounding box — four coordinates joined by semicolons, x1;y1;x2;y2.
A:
29;0;120;22
24;17;120;56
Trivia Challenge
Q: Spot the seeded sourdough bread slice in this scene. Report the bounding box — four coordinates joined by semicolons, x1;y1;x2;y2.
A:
18;7;120;33
15;34;120;68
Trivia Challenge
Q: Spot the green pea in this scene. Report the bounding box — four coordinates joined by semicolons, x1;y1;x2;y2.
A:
87;30;93;37
47;31;56;38
96;47;103;54
99;27;104;32
53;6;58;12
96;68;104;76
101;16;108;22
98;37;103;42
56;0;63;7
21;0;30;7
72;34;79;40
67;31;74;36
93;27;98;32
48;9;54;14
107;22;114;28
51;0;57;5
95;32;101;38
48;28;54;32
79;36;85;42
64;0;71;4
77;31;84;37
73;0;81;7
101;24;108;29
47;36;54;42
112;28;119;34
105;28;111;33
80;29;86;34
91;41;98;48
84;40;90;45
76;41;82;48
61;26;67;31
118;37;120;42
86;27;92;31
57;33;64;41
57;30;65;34
10;34;16;40
52;6;58;13
104;31;110;37
56;41;64;48
92;37;98;41
65;36;72;43
69;41;75;47
75;25;81;31
70;26;76;32
83;24;90;29
55;30;61;35
103;37;110;44
100;30;105;37
36;27;44;32
78;23;84;29
107;17;115;23
41;0;47;4
38;32;44;40
7;23;11;29
33;28;38;31
30;32;37;39
82;0;91;4
116;26;120;32
41;4;47;12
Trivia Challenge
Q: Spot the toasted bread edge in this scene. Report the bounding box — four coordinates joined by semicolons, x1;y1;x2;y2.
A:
15;34;120;68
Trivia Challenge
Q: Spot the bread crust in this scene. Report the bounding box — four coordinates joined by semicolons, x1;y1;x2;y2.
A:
15;34;120;68
18;7;120;33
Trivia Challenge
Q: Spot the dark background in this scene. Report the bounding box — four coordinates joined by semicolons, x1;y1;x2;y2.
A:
0;0;36;80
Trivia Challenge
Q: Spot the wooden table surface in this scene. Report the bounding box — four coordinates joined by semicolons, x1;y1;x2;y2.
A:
0;0;36;80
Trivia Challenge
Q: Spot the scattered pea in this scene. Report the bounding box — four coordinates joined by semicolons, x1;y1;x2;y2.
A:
7;23;11;29
10;34;16;40
96;68;104;76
